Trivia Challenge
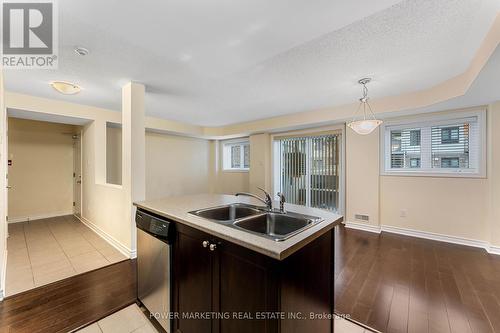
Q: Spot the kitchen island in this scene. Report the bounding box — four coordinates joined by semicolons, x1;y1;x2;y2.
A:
135;194;343;333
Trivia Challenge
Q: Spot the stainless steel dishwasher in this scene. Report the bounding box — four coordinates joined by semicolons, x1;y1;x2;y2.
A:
136;209;175;333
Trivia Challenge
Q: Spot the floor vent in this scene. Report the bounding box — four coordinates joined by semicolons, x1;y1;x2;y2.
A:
355;214;369;221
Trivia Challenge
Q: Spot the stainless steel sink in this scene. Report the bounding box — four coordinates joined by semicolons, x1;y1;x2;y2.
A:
189;203;323;241
234;212;322;241
189;203;262;222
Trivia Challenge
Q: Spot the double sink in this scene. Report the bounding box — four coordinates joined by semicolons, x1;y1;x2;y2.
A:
189;203;323;241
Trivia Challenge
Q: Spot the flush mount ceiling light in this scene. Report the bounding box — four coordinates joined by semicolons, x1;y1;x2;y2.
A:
50;81;81;95
74;46;90;56
347;78;383;135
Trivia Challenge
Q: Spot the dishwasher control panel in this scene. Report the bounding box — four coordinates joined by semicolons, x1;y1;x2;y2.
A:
136;209;174;243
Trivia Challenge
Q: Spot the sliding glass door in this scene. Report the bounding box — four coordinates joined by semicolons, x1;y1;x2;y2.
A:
274;133;342;212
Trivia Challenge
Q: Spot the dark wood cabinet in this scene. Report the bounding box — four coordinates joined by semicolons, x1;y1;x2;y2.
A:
172;222;333;333
173;228;215;333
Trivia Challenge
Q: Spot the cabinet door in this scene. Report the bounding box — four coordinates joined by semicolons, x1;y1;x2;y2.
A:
217;241;279;333
173;226;215;333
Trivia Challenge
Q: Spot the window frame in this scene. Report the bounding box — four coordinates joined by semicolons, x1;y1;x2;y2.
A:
380;108;486;178
222;139;250;172
270;125;345;214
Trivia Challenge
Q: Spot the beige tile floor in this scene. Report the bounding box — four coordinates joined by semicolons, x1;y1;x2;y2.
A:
75;304;158;333
6;215;128;296
75;305;371;333
335;316;376;333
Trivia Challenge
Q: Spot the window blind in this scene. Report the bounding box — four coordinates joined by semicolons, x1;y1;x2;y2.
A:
383;113;483;176
276;134;340;212
223;141;250;170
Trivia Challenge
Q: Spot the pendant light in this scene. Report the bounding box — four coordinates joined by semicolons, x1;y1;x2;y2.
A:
347;78;382;135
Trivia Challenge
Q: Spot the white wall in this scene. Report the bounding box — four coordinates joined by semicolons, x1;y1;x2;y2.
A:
345;104;500;249
249;134;271;195
214;140;250;194
489;102;500;246
81;120;129;249
8;118;77;221
146;132;210;200
345;127;380;226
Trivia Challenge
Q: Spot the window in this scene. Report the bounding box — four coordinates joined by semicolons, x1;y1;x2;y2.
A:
223;140;250;171
273;134;341;212
410;158;420;168
381;109;486;177
441;157;459;168
410;130;421;146
390;128;421;169
441;126;459;144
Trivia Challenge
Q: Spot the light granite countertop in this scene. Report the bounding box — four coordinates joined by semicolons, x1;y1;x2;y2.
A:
134;194;343;260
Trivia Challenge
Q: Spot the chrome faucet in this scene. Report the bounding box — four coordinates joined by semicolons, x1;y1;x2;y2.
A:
235;187;273;210
277;192;286;213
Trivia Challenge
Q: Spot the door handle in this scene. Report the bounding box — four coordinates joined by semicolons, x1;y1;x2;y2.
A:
6;185;12;189
202;240;209;248
76;180;82;184
209;243;217;251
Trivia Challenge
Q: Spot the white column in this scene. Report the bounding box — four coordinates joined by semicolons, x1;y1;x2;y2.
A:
122;82;146;258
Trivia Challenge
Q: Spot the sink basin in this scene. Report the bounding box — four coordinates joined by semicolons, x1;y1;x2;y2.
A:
190;203;323;241
234;212;323;241
189;203;262;222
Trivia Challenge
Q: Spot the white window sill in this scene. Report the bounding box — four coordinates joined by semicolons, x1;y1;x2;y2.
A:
381;170;485;179
222;169;249;173
97;182;123;189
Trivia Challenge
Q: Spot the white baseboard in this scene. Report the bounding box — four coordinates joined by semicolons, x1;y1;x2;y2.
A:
381;224;490;249
344;221;381;234
488;244;500;255
344;221;500;256
8;211;74;223
76;215;133;259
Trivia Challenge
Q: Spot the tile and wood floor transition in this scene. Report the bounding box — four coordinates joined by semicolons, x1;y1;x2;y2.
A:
0;259;137;333
3;222;500;332
335;225;500;333
6;215;128;296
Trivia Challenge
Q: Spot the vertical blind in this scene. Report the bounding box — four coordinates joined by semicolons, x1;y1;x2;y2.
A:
276;134;340;212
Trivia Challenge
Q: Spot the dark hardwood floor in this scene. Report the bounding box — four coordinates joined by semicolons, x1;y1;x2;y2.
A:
334;225;500;333
0;259;136;333
3;226;500;333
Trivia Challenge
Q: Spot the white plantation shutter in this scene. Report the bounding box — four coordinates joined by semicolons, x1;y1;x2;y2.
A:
382;110;485;177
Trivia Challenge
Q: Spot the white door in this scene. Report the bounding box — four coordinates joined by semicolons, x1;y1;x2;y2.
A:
73;134;82;216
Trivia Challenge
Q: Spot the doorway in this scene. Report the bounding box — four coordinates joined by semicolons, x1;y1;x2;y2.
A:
3;115;127;297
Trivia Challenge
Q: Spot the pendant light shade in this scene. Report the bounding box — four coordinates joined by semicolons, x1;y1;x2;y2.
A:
347;119;383;135
347;78;382;135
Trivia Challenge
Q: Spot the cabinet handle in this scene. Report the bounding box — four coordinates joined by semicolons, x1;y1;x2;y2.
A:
202;240;209;248
209;243;217;251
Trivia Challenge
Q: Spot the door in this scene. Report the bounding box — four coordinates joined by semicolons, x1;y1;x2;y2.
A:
218;242;279;333
73;134;82;216
173;225;215;333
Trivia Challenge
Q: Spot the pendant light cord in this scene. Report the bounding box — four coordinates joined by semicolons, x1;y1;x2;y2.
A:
350;80;378;122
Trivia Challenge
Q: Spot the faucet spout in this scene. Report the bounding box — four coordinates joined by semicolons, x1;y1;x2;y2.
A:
235;187;273;210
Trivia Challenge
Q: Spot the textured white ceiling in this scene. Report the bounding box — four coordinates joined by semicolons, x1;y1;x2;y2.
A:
4;0;500;126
